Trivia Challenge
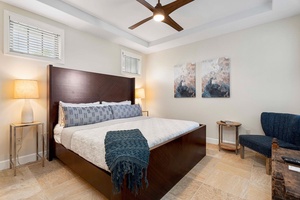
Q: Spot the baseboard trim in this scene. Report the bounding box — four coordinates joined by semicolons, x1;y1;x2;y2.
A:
206;137;218;144
0;152;43;171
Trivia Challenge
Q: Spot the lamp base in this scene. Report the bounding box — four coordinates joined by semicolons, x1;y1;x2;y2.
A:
21;99;34;123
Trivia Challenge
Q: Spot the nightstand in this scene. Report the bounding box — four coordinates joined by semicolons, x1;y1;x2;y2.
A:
142;111;149;116
10;121;45;176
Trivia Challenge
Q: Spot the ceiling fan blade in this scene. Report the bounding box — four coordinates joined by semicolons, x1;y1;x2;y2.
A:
129;16;153;30
163;15;183;31
163;0;194;15
136;0;154;12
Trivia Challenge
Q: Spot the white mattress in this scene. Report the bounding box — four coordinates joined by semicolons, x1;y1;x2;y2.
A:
54;116;199;172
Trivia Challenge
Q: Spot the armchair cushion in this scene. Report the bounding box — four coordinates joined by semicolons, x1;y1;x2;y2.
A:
239;135;300;158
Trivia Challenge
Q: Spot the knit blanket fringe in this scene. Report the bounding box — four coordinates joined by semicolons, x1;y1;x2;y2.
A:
105;129;150;194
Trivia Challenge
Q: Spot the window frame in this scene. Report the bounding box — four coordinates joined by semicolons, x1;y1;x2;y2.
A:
121;50;142;76
3;10;65;63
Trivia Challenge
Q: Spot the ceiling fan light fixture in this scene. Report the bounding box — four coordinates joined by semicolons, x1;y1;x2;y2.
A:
129;0;194;31
153;13;164;22
153;6;165;22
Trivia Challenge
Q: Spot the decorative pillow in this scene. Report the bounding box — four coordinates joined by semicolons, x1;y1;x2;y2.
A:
58;101;100;126
63;105;113;127
101;100;131;105
110;104;142;119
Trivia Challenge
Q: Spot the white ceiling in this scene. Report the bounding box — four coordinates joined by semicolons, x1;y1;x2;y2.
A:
2;0;300;54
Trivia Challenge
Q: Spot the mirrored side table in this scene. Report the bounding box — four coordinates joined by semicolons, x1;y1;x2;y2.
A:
10;121;45;176
142;111;149;116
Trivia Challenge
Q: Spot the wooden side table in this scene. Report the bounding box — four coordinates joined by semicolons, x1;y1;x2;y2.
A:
10;121;45;176
217;121;242;155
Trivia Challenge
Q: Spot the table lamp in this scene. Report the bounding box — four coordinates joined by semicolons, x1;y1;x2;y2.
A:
14;79;39;123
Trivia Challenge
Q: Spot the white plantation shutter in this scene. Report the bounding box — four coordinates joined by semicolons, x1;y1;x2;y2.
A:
121;50;141;75
9;18;60;59
124;55;139;74
4;10;64;62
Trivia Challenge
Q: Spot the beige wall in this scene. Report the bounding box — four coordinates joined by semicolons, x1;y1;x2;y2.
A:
0;2;146;169
1;2;299;169
145;15;300;143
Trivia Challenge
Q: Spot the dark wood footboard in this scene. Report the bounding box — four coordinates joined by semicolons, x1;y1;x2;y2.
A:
55;125;206;200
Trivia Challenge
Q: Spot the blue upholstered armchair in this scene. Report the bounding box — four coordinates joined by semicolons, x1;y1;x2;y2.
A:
239;112;300;174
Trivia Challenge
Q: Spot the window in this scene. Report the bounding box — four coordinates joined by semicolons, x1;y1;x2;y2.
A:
121;50;142;76
4;10;64;63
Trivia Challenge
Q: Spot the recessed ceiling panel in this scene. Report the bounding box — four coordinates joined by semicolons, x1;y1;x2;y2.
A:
61;0;272;41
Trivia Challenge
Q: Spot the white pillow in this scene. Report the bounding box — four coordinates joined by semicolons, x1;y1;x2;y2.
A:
101;100;131;105
58;101;100;126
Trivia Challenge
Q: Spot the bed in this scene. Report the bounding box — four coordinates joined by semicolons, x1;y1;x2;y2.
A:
47;65;206;200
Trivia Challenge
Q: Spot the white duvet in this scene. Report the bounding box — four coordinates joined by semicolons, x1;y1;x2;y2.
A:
54;116;199;172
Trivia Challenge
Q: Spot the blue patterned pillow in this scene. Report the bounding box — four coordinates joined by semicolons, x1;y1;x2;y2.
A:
63;106;113;127
110;104;142;119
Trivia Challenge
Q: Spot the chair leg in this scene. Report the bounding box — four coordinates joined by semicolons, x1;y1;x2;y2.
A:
266;157;271;175
240;145;245;159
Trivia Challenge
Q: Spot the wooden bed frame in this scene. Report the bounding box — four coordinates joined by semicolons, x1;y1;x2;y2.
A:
47;65;206;200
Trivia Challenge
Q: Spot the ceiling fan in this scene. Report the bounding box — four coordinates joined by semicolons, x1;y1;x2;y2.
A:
129;0;194;32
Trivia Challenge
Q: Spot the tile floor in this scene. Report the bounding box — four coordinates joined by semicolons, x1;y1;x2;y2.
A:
0;144;271;200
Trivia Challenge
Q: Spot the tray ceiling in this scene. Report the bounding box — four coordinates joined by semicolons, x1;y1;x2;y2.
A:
2;0;300;54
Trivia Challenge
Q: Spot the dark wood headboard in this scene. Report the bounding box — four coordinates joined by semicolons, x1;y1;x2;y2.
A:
47;65;135;160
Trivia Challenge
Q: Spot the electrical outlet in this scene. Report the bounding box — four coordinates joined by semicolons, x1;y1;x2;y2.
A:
16;137;22;145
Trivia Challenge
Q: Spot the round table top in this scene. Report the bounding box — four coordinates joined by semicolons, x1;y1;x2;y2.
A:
217;121;242;127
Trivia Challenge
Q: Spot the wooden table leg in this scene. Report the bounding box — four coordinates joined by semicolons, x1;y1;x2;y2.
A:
218;125;221;151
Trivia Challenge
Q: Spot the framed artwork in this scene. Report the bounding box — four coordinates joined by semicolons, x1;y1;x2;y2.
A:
174;62;196;98
201;57;230;98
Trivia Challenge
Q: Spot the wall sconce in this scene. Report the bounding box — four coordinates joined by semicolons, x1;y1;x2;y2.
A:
14;79;39;123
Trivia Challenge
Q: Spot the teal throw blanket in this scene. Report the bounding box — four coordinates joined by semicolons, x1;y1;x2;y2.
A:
105;129;150;194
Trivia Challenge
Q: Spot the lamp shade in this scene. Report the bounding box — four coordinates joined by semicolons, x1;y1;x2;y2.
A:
135;88;145;99
14;80;39;99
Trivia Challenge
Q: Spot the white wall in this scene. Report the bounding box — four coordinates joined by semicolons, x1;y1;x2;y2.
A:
0;2;146;169
145;15;300;144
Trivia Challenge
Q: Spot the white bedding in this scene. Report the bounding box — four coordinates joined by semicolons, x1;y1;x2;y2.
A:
54;116;199;172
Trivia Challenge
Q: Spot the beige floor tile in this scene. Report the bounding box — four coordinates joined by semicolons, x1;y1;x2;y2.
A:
197;155;220;168
0;167;42;200
169;176;202;200
191;183;244;200
25;192;49;200
186;162;214;182
42;177;91;199
161;192;181;200
244;182;271;200
250;166;271;188
206;143;219;150
206;148;219;158
0;144;273;200
214;161;252;179
252;153;267;168
34;166;76;190
204;169;249;198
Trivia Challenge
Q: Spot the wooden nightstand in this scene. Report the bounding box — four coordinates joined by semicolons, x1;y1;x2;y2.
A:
9;121;45;176
217;121;242;155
